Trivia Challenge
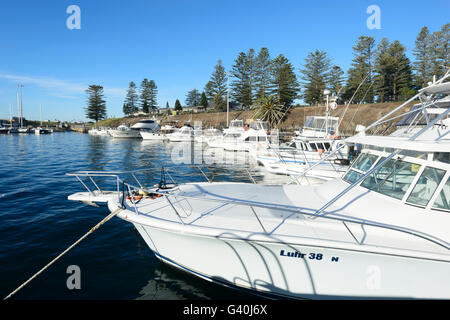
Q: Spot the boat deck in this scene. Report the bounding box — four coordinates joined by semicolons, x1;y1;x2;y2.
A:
114;181;450;258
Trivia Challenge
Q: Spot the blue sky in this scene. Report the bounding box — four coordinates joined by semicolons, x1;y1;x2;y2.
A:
0;0;449;122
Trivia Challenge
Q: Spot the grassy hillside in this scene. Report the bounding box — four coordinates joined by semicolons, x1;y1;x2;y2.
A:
97;101;415;136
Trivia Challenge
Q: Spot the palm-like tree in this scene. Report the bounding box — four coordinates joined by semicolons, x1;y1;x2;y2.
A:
252;96;284;129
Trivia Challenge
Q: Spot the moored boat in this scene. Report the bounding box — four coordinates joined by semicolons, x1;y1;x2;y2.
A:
67;72;450;299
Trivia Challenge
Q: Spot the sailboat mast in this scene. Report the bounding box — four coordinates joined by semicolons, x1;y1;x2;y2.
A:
40;104;42;126
18;84;24;128
9;104;12;127
17;86;20;128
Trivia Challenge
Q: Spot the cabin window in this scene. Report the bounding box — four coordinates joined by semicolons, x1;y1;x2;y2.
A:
343;170;363;184
249;136;257;142
323;143;331;150
309;143;318;151
434;152;450;164
342;153;379;184
432;178;450;212
353;153;379;171
399;150;427;159
316;143;325;150
406;167;446;207
361;158;419;200
258;136;266;142
300;142;307;150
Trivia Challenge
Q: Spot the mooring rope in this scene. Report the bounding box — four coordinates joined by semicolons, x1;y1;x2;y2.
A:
4;207;123;300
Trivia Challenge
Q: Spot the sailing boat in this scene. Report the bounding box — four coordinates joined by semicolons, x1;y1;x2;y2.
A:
34;104;51;134
8;104;18;133
16;84;30;133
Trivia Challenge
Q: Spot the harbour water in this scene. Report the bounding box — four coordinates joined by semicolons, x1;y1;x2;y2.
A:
0;132;285;300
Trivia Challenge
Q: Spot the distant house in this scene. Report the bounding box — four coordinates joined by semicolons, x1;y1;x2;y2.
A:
158;107;177;116
181;105;206;113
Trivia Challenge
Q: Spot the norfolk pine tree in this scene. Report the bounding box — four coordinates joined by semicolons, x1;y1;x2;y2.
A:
85;85;107;124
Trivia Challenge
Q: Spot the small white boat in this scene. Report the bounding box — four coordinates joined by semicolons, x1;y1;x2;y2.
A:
34;127;52;134
88;127;110;136
17;127;31;133
0;127;9;134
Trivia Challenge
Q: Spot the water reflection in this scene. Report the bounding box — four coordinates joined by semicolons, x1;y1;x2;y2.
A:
136;264;259;300
86;135;109;170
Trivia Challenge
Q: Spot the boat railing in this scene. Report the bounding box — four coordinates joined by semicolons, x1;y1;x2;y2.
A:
120;177;450;251
67;164;258;216
67;165;450;252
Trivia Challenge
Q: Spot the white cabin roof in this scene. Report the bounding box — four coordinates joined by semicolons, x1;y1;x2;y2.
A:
346;135;450;152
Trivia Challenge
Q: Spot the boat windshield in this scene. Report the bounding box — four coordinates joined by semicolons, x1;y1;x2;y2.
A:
230;120;243;128
250;121;269;130
343;152;450;210
304;117;338;134
359;157;419;200
432;177;450;211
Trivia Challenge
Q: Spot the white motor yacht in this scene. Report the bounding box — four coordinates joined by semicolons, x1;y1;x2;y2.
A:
109;124;140;138
67;73;450;299
110;119;160;138
257;137;351;181
166;125;194;142
207;120;270;152
131;118;160;132
140;124;176;140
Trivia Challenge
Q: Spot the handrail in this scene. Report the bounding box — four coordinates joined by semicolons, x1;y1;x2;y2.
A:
67;167;450;251
121;177;450;251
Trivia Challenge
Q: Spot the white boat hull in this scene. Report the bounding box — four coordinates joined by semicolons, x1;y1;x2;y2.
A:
128;220;450;299
110;130;141;138
167;135;194;142
257;156;346;181
140;131;167;140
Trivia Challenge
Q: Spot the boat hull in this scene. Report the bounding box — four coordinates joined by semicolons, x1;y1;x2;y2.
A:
140;131;167;140
127;219;450;299
110;130;141;138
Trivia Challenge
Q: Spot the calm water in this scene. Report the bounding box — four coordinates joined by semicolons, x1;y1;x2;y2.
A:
0;132;286;300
